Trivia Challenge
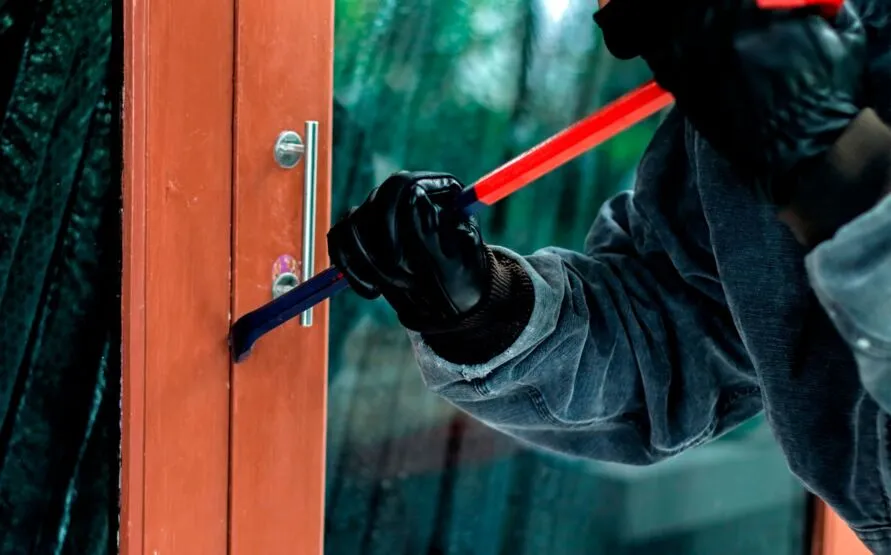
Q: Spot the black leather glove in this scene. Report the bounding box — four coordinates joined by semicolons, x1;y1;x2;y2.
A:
327;171;491;331
596;1;868;204
594;0;766;61
596;1;891;248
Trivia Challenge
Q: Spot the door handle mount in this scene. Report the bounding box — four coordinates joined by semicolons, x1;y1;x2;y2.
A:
273;130;304;168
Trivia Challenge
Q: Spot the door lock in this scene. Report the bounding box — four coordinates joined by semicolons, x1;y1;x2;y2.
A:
271;254;300;299
272;273;300;299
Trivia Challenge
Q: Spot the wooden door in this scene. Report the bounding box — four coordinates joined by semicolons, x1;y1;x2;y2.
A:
122;0;235;552
123;0;332;552
813;502;872;555
228;0;333;553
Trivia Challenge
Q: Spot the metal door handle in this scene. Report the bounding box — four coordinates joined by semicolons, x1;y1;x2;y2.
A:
272;122;318;327
300;121;318;327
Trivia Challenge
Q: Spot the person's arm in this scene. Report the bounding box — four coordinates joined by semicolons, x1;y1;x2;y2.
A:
798;108;891;413
599;0;891;416
328;114;762;465
807;194;891;413
406;115;762;465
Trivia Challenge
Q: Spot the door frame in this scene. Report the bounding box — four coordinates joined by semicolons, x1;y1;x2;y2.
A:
122;0;235;551
121;0;145;547
121;0;148;547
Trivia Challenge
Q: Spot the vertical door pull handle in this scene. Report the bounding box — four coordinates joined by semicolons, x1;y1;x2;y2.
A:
300;121;319;327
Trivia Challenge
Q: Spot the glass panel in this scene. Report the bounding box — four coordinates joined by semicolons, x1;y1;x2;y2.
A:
327;1;809;553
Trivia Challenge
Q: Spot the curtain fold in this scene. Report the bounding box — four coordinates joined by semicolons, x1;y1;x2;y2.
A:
0;0;119;552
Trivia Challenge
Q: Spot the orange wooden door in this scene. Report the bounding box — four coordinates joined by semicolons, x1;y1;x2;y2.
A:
814;502;872;555
123;0;332;551
122;0;235;552
228;0;333;552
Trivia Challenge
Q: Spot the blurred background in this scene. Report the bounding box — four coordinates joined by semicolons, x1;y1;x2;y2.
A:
325;0;810;554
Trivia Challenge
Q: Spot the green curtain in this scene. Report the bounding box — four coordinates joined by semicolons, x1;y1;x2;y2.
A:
0;0;119;553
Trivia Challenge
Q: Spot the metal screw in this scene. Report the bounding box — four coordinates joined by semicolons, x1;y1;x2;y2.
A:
274;131;304;169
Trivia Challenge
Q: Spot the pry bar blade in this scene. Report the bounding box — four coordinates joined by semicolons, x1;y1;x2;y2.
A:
229;266;348;362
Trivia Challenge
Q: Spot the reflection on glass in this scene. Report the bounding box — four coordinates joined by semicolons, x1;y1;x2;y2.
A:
326;0;809;553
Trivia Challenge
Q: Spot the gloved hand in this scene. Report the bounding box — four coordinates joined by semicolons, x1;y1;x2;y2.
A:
327;171;491;331
593;0;762;61
596;1;868;204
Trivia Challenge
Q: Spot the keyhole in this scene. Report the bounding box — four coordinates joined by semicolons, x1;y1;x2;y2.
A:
272;272;300;299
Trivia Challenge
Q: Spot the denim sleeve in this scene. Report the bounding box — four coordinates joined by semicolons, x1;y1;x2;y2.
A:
806;194;891;415
407;191;762;465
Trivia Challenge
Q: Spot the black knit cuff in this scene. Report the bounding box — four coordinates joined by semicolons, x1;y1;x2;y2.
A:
419;247;535;365
777;108;891;248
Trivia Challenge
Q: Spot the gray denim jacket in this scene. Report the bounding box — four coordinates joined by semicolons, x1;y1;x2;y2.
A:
406;7;891;548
